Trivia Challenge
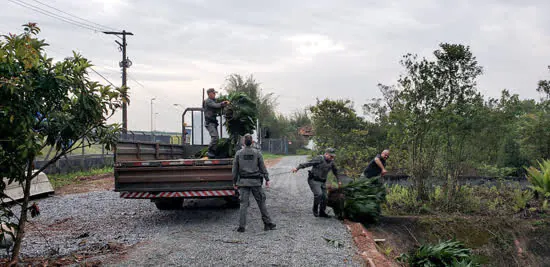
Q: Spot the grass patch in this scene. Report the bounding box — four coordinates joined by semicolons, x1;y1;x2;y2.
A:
382;183;547;217
262;152;284;160
295;148;311;155
48;166;113;189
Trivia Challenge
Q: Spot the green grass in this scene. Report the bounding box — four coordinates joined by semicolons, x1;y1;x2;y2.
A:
48;166;113;189
296;148;312;155
262;152;285;160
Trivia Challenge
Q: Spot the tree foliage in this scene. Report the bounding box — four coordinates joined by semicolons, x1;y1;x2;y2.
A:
0;23;123;263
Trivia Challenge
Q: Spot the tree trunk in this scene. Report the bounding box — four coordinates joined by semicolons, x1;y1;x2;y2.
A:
10;160;33;264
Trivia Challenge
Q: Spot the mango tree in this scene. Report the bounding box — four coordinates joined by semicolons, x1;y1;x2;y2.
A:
0;23;124;263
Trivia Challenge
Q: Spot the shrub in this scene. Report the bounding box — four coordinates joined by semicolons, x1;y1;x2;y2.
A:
397;239;480;267
525;159;550;199
384;184;420;214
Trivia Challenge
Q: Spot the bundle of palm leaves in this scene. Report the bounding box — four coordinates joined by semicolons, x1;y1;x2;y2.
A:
218;92;258;140
397;239;480;267
197;92;257;158
196;138;232;158
342;176;386;224
328;176;386;224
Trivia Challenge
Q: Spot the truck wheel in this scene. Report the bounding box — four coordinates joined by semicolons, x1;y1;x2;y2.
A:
154;199;184;210
225;196;240;209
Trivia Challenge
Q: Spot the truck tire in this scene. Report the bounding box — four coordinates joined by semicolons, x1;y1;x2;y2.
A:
225;196;240;209
154;199;184;210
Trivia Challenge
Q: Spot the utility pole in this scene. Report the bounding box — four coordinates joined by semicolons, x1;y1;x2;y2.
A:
103;30;134;134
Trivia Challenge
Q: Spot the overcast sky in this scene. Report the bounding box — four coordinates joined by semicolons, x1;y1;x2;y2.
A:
2;0;550;132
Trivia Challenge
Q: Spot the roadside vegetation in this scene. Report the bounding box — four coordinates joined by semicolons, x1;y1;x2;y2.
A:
299;43;550;266
48;167;114;189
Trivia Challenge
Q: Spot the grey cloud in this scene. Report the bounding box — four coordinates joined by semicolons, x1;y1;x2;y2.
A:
3;0;550;132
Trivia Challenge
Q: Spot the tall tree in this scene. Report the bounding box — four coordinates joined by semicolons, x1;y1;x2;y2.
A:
224;73;278;131
430;43;484;197
537;66;550;100
0;23;123;263
382;53;441;199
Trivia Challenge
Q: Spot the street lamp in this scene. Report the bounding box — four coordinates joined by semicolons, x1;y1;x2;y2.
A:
154;112;159;132
150;97;156;135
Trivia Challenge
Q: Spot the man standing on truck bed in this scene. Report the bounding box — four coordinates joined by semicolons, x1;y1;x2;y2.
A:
362;149;390;178
233;134;276;233
292;148;341;218
203;88;229;158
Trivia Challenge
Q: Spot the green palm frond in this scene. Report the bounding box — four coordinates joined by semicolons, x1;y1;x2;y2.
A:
397;239;480;267
525;159;550;198
341;177;386;224
202;92;257;157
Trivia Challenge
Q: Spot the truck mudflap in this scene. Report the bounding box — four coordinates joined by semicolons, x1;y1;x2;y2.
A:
120;190;237;199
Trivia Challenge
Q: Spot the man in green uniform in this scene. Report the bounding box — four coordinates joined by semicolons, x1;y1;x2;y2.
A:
233;134;276;232
292;148;341;218
203;88;229;158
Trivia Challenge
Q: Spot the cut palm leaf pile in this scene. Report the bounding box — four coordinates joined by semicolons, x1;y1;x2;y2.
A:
328;176;386;224
218;92;258;142
197;92;257;158
196;138;232;158
397;239;480;267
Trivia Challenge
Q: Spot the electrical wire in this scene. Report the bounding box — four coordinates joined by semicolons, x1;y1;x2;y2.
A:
90;67;116;87
7;0;107;32
29;0;118;32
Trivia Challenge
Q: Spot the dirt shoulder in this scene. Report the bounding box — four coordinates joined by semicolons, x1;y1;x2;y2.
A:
54;173;114;195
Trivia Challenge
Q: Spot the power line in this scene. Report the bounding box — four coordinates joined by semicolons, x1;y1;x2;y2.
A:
128;74;145;88
29;0;118;32
7;0;106;32
90;67;116;87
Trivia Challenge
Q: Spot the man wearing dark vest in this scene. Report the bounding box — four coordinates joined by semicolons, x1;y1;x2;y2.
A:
363;149;390;178
292;148;341;218
203;88;229;158
232;134;276;232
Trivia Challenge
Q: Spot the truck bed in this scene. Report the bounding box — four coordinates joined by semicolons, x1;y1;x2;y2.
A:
114;141;234;196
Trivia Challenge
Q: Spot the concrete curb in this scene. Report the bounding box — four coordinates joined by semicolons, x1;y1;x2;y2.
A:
344;220;396;267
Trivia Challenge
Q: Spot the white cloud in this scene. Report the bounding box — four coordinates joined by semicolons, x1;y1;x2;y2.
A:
2;0;550;132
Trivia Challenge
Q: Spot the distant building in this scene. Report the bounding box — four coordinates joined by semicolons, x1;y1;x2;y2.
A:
298;125;314;138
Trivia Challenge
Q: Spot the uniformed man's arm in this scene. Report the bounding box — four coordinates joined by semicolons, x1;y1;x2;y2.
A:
332;163;339;179
296;156;322;170
258;152;269;181
232;153;239;185
205;98;224;109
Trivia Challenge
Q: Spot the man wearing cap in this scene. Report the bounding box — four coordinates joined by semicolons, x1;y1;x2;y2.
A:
203;88;230;158
292;148;340;218
233;134;276;233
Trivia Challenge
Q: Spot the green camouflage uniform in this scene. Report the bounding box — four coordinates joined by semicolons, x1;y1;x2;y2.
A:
233;146;273;229
296;155;339;216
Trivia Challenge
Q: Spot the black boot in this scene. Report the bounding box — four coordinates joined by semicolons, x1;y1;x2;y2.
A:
319;199;330;218
312;200;319;217
264;223;276;231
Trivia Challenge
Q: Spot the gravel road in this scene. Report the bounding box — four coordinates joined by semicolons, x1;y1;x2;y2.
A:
6;156;361;266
